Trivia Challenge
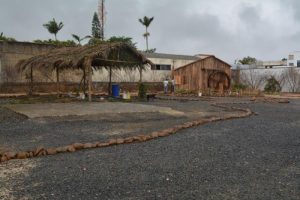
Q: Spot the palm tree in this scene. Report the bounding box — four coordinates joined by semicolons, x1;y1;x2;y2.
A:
138;16;154;51
43;18;64;40
71;34;91;45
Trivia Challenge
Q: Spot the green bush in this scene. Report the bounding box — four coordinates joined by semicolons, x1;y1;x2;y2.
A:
264;76;281;93
138;83;147;99
232;83;248;91
33;39;76;47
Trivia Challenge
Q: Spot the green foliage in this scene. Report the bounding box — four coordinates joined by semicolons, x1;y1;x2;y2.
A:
264;76;281;93
239;56;257;65
91;12;103;40
144;48;156;53
138;16;154;28
43;18;64;40
33;39;76;46
138;83;147;99
0;32;16;41
87;38;108;45
108;36;137;48
175;88;196;95
71;34;91;45
232;83;248;91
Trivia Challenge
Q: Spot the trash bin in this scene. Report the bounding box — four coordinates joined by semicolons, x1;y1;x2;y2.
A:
112;84;120;97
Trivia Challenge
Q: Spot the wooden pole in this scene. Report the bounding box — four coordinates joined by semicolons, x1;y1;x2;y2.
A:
29;66;33;95
108;67;112;95
83;68;86;94
56;68;60;97
87;63;92;102
139;68;142;83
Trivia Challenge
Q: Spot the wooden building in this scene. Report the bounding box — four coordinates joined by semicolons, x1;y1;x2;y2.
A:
173;56;231;93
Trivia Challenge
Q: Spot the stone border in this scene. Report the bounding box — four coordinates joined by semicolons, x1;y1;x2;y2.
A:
157;95;290;104
0;103;253;164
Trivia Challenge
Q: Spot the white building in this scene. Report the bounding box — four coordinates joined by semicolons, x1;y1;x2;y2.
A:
92;52;202;82
287;51;300;67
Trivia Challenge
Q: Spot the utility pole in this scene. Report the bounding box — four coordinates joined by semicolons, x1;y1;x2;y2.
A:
98;0;105;40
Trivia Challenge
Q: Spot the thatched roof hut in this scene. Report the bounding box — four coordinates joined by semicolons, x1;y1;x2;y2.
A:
18;42;153;101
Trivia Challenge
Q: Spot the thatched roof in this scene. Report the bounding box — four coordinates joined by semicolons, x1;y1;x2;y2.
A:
18;42;153;72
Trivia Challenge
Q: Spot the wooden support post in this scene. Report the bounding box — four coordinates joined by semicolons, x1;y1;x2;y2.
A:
87;63;92;102
29;66;33;96
83;68;86;94
139;68;142;83
108;67;112;96
56;68;60;97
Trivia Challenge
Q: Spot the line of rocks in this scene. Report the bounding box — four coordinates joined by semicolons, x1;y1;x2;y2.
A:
0;106;253;164
157;95;290;104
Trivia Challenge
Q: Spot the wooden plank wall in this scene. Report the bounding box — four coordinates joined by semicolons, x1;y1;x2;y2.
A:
174;56;231;91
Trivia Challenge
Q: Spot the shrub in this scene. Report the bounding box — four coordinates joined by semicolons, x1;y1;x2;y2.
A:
33;39;76;47
138;83;147;99
264;76;281;93
232;83;248;91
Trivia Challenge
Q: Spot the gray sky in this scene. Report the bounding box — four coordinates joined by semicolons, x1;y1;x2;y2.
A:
1;0;300;63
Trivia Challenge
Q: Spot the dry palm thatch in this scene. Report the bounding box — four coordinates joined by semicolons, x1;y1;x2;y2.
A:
17;42;153;72
17;42;154;100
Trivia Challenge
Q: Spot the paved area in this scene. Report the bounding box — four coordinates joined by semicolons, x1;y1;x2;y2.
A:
5;102;185;118
0;99;299;199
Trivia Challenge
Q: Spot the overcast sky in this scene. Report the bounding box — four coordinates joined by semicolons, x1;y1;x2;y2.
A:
1;0;300;63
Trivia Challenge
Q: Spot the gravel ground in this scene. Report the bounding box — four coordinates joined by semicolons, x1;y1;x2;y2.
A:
0;99;299;199
0;99;234;153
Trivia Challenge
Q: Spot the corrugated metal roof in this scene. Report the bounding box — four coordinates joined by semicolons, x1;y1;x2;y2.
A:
142;52;199;60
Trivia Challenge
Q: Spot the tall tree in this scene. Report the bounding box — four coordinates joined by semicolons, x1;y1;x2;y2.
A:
43;18;64;40
138;16;154;51
91;12;103;40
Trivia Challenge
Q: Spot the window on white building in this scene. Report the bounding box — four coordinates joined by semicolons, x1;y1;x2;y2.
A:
289;63;294;67
288;55;294;60
151;64;171;71
297;60;300;67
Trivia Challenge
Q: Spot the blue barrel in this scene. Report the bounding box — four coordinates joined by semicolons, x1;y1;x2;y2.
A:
112;84;120;97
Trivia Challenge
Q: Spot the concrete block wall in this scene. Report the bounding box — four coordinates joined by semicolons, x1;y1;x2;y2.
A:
0;41;55;82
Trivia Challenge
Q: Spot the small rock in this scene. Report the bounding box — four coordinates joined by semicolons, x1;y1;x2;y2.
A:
124;137;134;143
16;152;28;159
4;152;16;160
116;138;124;144
83;143;93;149
56;147;67;153
108;139;117;145
150;132;159;138
73;143;84;150
97;143;110;147
66;145;76;152
46;148;57;155
33;147;45;157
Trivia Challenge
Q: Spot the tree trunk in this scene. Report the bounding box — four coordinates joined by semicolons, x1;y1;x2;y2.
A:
146;27;149;51
108;67;112;95
56;68;60;97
